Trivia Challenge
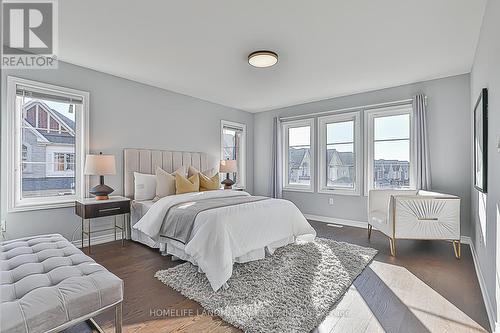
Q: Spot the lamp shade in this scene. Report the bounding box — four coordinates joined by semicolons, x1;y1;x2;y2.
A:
84;154;116;175
219;159;237;173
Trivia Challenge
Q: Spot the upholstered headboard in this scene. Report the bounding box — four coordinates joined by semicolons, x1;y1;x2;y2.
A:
123;148;211;199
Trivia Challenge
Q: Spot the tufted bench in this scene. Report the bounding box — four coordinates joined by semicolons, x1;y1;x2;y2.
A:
0;234;123;333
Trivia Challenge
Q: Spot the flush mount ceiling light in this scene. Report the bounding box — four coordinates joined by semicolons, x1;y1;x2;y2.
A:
248;51;278;68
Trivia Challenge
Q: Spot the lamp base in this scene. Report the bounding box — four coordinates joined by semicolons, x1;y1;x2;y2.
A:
89;183;114;200
221;178;235;190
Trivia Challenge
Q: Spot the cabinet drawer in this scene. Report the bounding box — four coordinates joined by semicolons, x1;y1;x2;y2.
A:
76;200;130;219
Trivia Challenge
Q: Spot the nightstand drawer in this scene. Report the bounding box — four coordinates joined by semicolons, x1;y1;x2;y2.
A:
76;200;130;219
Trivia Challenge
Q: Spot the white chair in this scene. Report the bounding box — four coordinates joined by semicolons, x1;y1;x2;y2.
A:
368;189;461;258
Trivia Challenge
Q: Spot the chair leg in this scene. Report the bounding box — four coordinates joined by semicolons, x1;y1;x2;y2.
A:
452;240;461;259
389;237;396;257
367;224;372;239
115;302;122;333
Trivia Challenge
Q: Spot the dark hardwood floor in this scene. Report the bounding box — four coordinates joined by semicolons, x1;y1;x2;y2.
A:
71;221;490;332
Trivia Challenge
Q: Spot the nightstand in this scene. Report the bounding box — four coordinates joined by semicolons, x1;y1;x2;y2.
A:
75;196;131;253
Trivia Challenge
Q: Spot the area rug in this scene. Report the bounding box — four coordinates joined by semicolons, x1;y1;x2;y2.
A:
155;238;377;333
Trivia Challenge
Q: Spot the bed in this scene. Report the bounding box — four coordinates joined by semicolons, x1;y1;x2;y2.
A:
124;148;316;291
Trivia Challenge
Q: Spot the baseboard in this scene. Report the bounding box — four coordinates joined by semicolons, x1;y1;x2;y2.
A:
305;213;472;245
304;214;368;229
71;231;121;248
469;239;497;332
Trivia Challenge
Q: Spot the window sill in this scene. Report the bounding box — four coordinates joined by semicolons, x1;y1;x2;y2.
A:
9;200;76;213
318;188;361;196
282;187;314;193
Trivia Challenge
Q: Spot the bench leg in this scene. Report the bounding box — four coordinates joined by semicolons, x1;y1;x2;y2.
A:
452;240;461;259
389;237;396;256
115;302;122;333
88;318;104;333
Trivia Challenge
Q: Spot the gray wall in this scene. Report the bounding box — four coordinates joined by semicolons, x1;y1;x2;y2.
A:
254;74;472;235
470;0;500;329
0;61;254;241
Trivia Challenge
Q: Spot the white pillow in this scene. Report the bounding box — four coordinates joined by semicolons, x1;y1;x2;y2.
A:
134;172;156;201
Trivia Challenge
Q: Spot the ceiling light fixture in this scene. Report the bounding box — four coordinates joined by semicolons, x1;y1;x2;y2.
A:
248;51;278;68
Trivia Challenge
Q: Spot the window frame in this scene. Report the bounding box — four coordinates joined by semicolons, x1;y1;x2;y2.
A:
318;112;362;196
4;76;89;212
364;104;416;195
220;120;247;189
282;118;315;193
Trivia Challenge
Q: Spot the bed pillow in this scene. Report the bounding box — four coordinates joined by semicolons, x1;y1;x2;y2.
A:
134;172;157;201
188;165;218;178
199;173;220;191
175;165;188;177
175;173;200;194
154;166;187;201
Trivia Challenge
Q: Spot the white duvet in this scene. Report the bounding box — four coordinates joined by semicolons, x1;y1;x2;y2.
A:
133;190;316;291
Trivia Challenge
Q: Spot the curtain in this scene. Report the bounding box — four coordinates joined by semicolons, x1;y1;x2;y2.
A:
271;117;283;198
413;94;431;190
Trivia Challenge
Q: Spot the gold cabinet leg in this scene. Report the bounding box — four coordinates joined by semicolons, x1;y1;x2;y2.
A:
368;224;372;239
453;240;461;259
389;237;396;256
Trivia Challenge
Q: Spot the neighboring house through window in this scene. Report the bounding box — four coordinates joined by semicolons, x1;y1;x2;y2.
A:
5;77;89;211
365;104;415;192
318;112;361;195
282;119;315;192
281;103;415;195
221;120;246;188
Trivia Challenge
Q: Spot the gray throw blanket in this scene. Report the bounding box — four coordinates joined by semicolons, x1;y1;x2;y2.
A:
159;195;269;244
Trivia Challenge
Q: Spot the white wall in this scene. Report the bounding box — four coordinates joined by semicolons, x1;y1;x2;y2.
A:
0;61;254;241
254;74;472;235
470;0;500;330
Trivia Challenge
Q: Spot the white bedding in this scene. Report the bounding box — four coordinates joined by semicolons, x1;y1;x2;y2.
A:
133;190;316;291
131;200;158;248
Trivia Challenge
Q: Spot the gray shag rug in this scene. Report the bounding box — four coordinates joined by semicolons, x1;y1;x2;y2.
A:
155;238;377;333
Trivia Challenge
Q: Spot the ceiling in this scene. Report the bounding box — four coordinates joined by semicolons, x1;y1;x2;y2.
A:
59;0;486;112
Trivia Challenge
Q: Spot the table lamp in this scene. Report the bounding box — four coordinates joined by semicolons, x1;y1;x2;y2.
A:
219;159;237;189
84;152;116;200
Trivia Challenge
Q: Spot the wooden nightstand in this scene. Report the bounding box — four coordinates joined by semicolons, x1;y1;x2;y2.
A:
75;196;131;253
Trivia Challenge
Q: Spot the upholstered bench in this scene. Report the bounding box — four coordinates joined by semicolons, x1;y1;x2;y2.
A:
0;234;123;333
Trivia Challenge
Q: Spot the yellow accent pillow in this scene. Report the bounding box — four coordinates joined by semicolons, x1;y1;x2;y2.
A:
199;173;220;191
175;173;199;194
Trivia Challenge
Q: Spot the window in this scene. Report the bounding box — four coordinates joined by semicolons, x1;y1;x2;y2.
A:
5;77;89;211
53;153;75;172
365;105;415;193
282;119;315;192
221;120;246;188
318;112;361;195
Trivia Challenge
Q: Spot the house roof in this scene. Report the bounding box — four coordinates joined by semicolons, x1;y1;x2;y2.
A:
23;101;75;144
327;149;354;166
41;133;76;144
52;110;75;131
289;148;308;168
289;148;354;169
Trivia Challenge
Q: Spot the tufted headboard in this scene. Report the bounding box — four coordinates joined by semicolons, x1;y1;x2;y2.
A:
123;148;211;199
